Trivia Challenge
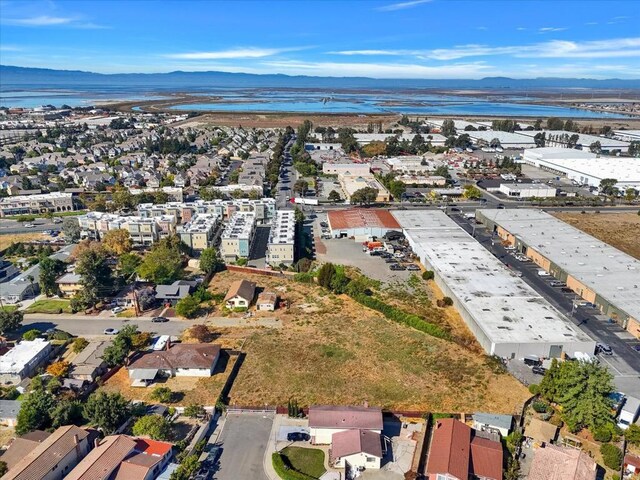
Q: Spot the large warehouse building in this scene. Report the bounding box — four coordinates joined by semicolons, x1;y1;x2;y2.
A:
327;209;401;241
522;147;640;190
476;209;640;339
391;210;595;359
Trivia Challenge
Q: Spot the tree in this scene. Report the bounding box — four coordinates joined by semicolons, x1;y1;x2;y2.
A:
0;461;7;477
150;386;174;403
75;245;113;308
388;180;406;200
0;310;23;335
38;257;66;297
117;252;142;279
350;187;378;206
504;457;520;480
317;263;336;289
422;270;434;280
433;165;451;179
184;404;206;418
103;229;133;255
624;188;638;203
137;244;183;285
462;185;483;199
175;295;201;318
293;179;309;197
22;329;41;341
547;117;564;130
533;132;546;147
629;141;640;157
62;217;81;242
130;332;152;350
83;391;131;434
72;337;89;353
625;423;640;445
111;186;136;211
198;248;222;275
188;324;212;343
132;414;172;440
102;337;130;367
337;128;358;153
589;141;602;153
46;360;70;377
441;119;456;137
16;389;55;434
599;178;618;197
328;190;342;203
51;400;83;428
294;206;305;224
600;443;622;470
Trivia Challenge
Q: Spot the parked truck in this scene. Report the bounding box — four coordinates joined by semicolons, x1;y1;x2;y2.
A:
362;241;383;252
618;395;640;430
291;197;319;206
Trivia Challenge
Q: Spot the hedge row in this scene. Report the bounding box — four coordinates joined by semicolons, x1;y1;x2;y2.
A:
352;294;451;340
271;453;316;480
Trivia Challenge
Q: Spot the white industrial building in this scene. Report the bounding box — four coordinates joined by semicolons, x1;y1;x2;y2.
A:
522;147;640;190
476;209;640;339
498;183;557;198
614;130;640;143
266;210;296;265
322;162;371;176
467;131;537;149
392;210;596;359
516;130;630;153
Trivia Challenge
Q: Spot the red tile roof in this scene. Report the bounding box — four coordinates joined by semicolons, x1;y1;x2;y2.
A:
327;209;401;231
470;435;503;480
625;454;640;469
134;438;173;457
309;405;383;430
529;445;596;480
426;418;470;480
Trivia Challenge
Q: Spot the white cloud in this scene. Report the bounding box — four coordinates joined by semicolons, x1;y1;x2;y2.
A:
376;0;432;12
539;27;567;33
165;47;304;60
3;15;75;26
329;49;416;56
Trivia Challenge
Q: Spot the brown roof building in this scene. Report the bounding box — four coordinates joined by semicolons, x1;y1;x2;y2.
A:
4;425;97;480
0;431;51;470
524;418;559;445
327;209;401;239
426;418;503;480
529;445;597;480
331;429;383;461
224;279;256;308
309;405;384;431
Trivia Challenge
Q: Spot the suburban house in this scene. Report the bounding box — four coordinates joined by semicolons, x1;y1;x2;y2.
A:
524;418;559;446
114;285;155;308
425;418;503;480
155;280;197;306
69;340;110;382
331;429;383;470
224;279;256;309
127;343;221;386
4;425;98;480
0;431;51;471
66;435;173;480
472;412;513;437
256;291;278;311
625;454;640;478
309;405;383;445
0;399;21;427
529;445;597;480
55;272;83;297
0;339;52;385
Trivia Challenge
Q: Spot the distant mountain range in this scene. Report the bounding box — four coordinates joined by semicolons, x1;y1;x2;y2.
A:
2;65;639;90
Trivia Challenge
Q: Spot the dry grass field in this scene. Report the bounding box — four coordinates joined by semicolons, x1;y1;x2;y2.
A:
553;212;640;260
207;271;529;413
0;232;49;251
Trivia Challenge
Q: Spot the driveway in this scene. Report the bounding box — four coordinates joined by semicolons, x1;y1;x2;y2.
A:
214;413;273;480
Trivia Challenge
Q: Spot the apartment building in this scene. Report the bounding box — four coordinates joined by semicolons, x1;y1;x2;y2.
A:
0;192;74;217
220;212;256;262
0;339;52;385
177;213;220;253
266;209;296;265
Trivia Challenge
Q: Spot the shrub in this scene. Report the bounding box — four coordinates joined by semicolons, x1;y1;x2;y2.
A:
600;443;622;470
72;337;89;353
46;361;70;378
150;387;174;403
51;330;72;341
422;270;435;280
184;404;206;418
294;272;314;283
22;329;41;341
532;401;549;414
626;423;640;445
528;384;540;395
352;294;450;340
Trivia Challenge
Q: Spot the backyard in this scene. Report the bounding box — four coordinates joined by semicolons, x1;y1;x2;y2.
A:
208;271;529;413
280;447;326;479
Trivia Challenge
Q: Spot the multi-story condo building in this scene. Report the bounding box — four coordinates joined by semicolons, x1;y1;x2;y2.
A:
0;192;74;217
266;210;296;266
178;213;220;253
220;212;256;262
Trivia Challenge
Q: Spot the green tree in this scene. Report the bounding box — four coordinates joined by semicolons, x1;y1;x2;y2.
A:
0;460;7;477
0;309;23;335
625;423;640;445
62;217;81;242
16;389;55;434
118;252;142;279
75;244;113;308
504;457;520;480
83;391;131;434
22;329;41;341
72;337;89;353
589;141;602;153
462;185;483;199
599;178;618;197
51;400;84;428
293;179;309;197
294;206;305;224
350;187;378;206
150;386;174;403
441;119;456;137
600;443;622;470
137;244;183;285
184;404;206;418
38;257;66;297
328;190;342;203
388;180;406;200
317;263;336;289
111;186;137;211
198;248;222;275
132;414;173;440
175;295;201;319
624;188;637;203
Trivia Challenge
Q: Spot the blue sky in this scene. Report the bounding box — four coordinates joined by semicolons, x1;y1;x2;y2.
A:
1;0;639;78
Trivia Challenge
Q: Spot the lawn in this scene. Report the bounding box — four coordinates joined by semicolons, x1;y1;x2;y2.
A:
25;299;73;314
0;305;18;313
209;271;529;413
280;447;326;479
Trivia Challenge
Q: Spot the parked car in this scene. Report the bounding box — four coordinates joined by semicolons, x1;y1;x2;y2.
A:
505;246;516;251
152;317;169;323
111;306;125;314
287;432;310;442
104;328;119;335
561;287;574;293
24;223;36;228
320;222;328;228
406;264;420;271
523;355;542;367
532;366;546;375
390;264;406;271
537;270;550;277
385;258;397;264
52;218;63;224
596;343;613;355
549;281;566;287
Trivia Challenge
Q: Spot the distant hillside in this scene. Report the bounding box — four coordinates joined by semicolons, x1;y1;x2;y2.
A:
2;65;639;90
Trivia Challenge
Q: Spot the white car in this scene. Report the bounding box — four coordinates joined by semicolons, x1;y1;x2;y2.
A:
24;223;36;228
104;328;119;335
111;306;125;314
537;270;551;277
52;218;63;224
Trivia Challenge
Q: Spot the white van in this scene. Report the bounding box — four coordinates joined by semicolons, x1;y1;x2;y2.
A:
537;270;550;277
618;396;640;430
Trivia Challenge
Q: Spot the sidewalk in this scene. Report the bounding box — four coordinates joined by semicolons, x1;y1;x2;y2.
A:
23;313;158;321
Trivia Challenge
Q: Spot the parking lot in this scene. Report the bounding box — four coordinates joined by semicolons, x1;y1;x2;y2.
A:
213;413;273;480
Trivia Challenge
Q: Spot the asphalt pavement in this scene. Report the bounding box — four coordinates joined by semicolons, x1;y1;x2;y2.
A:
275;138;296;209
448;212;640;397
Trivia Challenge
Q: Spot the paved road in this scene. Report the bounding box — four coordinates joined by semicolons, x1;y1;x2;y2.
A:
0;217;63;235
448;212;640;397
275;137;296;209
248;225;271;269
213;413;273;480
21;315;191;337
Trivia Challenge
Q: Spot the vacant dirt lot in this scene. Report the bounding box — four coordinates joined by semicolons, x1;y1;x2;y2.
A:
0;232;49;251
208;271;529;413
553;212;640;260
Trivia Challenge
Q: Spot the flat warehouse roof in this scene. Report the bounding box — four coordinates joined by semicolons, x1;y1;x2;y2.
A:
392;210;592;346
477;209;640;322
328;209;400;230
